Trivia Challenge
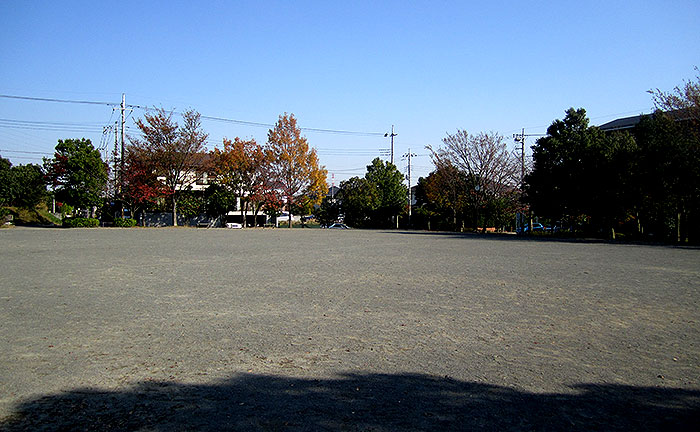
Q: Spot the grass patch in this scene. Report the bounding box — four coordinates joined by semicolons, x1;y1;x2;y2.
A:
3;205;60;226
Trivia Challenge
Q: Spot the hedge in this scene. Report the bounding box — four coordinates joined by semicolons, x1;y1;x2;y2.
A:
114;218;137;227
62;217;100;228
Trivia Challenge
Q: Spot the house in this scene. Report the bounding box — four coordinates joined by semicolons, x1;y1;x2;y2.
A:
327;185;341;202
150;152;270;227
598;114;647;132
598;109;695;133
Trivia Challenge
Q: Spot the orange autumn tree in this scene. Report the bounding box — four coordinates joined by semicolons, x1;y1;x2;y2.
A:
212;137;268;227
266;113;328;227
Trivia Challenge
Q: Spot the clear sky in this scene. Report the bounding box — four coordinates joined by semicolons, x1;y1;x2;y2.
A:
1;0;698;184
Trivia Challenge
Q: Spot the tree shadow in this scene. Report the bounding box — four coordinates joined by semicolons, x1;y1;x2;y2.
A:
383;230;700;249
2;373;698;431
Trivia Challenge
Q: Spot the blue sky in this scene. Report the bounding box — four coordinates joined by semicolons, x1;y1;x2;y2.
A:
1;1;698;184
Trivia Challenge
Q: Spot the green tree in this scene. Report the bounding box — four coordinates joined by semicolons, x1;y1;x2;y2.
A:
315;196;341;227
364;158;407;228
43;138;108;214
204;183;237;223
645;69;700;242
526;108;637;238
586;128;638;238
526;108;592;226
339;158;407;228
9;164;47;209
634;112;699;242
176;191;204;219
0;156;13;217
338;176;379;228
0;156;14;208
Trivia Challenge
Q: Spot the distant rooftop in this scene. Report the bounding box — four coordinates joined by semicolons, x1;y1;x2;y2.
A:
598;114;648;131
598;109;693;131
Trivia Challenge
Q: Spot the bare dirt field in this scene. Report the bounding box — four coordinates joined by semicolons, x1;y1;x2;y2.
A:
1;227;698;431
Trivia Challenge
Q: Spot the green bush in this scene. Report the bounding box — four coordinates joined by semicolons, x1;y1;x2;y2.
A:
60;204;74;217
63;217;99;228
114;218;137;227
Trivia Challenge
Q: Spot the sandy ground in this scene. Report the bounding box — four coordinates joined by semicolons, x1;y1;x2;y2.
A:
1;227;698;430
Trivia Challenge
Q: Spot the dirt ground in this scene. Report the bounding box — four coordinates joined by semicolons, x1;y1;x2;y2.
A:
1;227;698;431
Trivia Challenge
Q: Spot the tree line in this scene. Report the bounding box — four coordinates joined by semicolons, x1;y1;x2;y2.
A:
1;112;327;227
3;72;697;241
406;71;699;242
118;110;328;227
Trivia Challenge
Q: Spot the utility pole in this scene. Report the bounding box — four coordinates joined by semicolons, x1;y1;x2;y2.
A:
403;149;417;227
513;129;544;234
513;128;527;188
385;125;397;165
116;93;132;218
331;173;335;200
513;129;529;234
113;120;119;194
120;93;126;173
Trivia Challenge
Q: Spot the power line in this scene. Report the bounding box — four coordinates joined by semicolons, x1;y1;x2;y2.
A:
0;118;105;126
0;94;116;107
194;113;383;136
0;149;53;155
0;118;105;133
301;126;383;137
1;93;385;137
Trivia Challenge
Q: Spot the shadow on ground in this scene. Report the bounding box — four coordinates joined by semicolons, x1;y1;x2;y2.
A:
383;230;700;248
2;373;698;431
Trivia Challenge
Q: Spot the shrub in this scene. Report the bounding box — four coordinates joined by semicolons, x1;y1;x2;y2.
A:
114;218;137;227
63;217;99;228
60;204;74;217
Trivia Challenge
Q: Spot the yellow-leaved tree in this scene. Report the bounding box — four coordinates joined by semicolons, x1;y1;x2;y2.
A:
266;113;328;227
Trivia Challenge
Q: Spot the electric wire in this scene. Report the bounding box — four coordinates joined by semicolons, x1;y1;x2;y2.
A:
1;94;385;137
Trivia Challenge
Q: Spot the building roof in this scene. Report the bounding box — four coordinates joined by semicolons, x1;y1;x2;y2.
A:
598;109;693;132
327;185;341;197
598;114;648;131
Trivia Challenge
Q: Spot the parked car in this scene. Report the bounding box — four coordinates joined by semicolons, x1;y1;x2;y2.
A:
226;222;242;229
327;223;350;229
518;223;546;233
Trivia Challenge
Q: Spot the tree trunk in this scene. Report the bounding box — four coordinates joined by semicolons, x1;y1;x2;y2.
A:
288;212;292;228
636;212;642;236
172;196;178;226
253;204;260;227
242;200;248;228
